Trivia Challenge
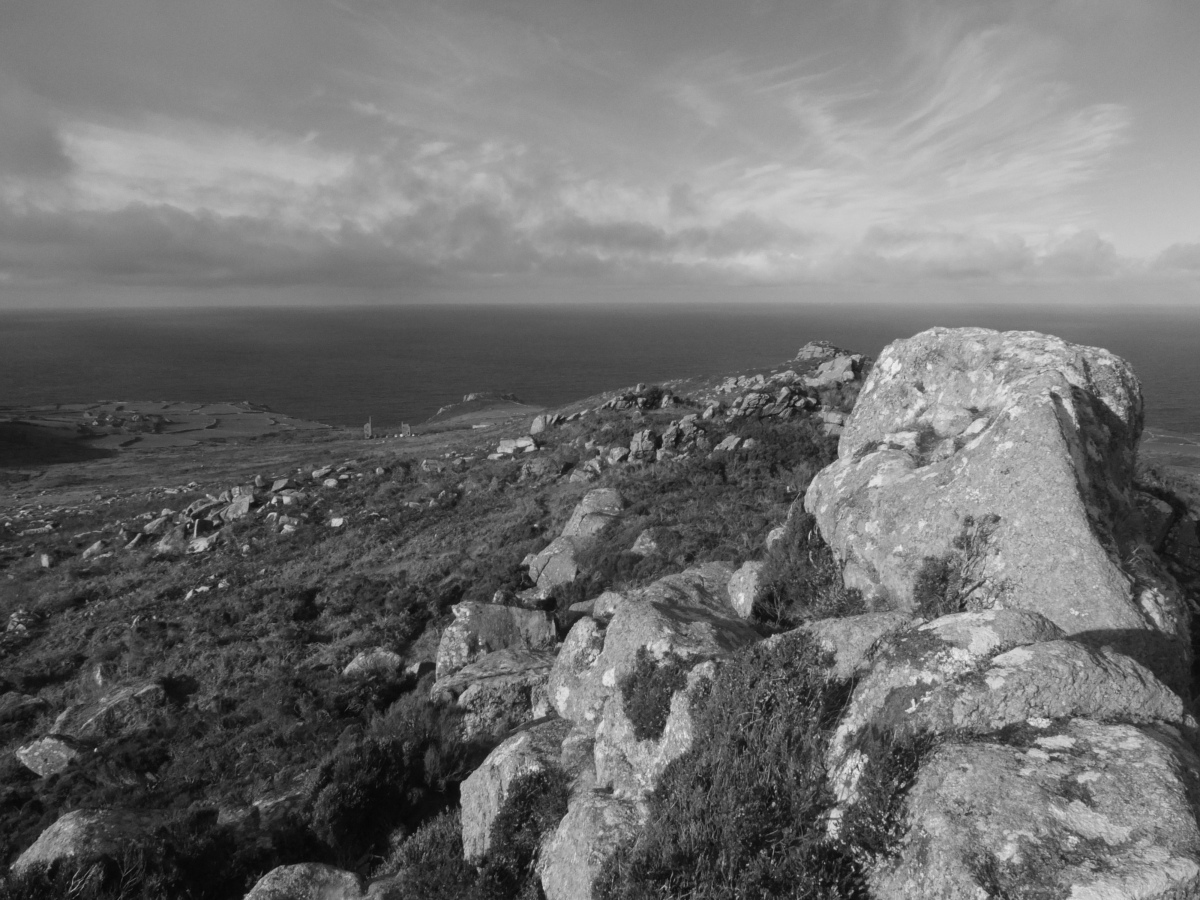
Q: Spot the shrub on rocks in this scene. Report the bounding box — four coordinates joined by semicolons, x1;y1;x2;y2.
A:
595;631;922;900
306;696;485;868
754;510;865;629
618;648;692;742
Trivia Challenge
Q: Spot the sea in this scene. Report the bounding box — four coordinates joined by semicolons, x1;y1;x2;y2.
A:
2;301;1198;434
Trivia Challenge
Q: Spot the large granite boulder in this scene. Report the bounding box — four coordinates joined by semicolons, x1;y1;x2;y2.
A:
13;809;163;874
805;327;1191;692
433;602;556;682
828;611;1194;810
539;791;644;900
871;719;1200;899
460;718;572;860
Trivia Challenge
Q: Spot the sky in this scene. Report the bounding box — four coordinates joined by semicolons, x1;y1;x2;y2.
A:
1;0;1199;307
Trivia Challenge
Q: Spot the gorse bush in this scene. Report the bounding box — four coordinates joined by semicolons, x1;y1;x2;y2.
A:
754;511;865;629
373;810;476;900
307;694;486;868
619;648;692;742
594;632;858;900
595;631;933;900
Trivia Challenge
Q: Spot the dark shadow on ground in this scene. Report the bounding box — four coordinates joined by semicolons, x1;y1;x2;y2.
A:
0;421;117;467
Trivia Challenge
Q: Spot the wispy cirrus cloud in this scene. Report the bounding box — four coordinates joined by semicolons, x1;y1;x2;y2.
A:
0;0;1188;298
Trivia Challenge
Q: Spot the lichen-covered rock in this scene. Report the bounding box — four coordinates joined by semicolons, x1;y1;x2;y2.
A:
16;735;90;777
539;791;645;900
433;648;555;739
593;660;716;798
561;488;624;539
803;354;863;389
433;602;556;682
13;809;163;874
460;718;572;860
871;719;1200;899
771;611;914;682
243;862;366;900
805;327;1191;691
552;564;755;743
549;616;607;726
828;609;1066;799
526;536;582;590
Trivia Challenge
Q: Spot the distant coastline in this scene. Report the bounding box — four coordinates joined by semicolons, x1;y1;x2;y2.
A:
3;302;1199;434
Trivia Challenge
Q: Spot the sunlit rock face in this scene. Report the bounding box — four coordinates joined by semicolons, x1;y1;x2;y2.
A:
805;326;1191;692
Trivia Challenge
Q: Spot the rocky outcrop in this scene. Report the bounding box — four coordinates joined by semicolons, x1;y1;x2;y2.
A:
872;719;1200;899
433;602;556;682
548;563;754;732
806;327;1191;692
433;648;556;739
460;718;572;860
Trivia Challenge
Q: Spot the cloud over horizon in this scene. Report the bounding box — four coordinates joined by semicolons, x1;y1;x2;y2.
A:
0;0;1198;301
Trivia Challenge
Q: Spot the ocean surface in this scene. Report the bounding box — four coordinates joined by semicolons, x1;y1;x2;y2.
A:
2;302;1198;434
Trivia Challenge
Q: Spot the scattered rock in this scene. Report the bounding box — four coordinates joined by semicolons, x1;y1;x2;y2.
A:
726;561;763;618
51;681;169;741
342;648;404;679
714;435;741;453
803;354;863;389
16;735;90;777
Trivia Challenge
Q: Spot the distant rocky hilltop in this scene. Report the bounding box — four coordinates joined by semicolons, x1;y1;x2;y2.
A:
4;330;1200;900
